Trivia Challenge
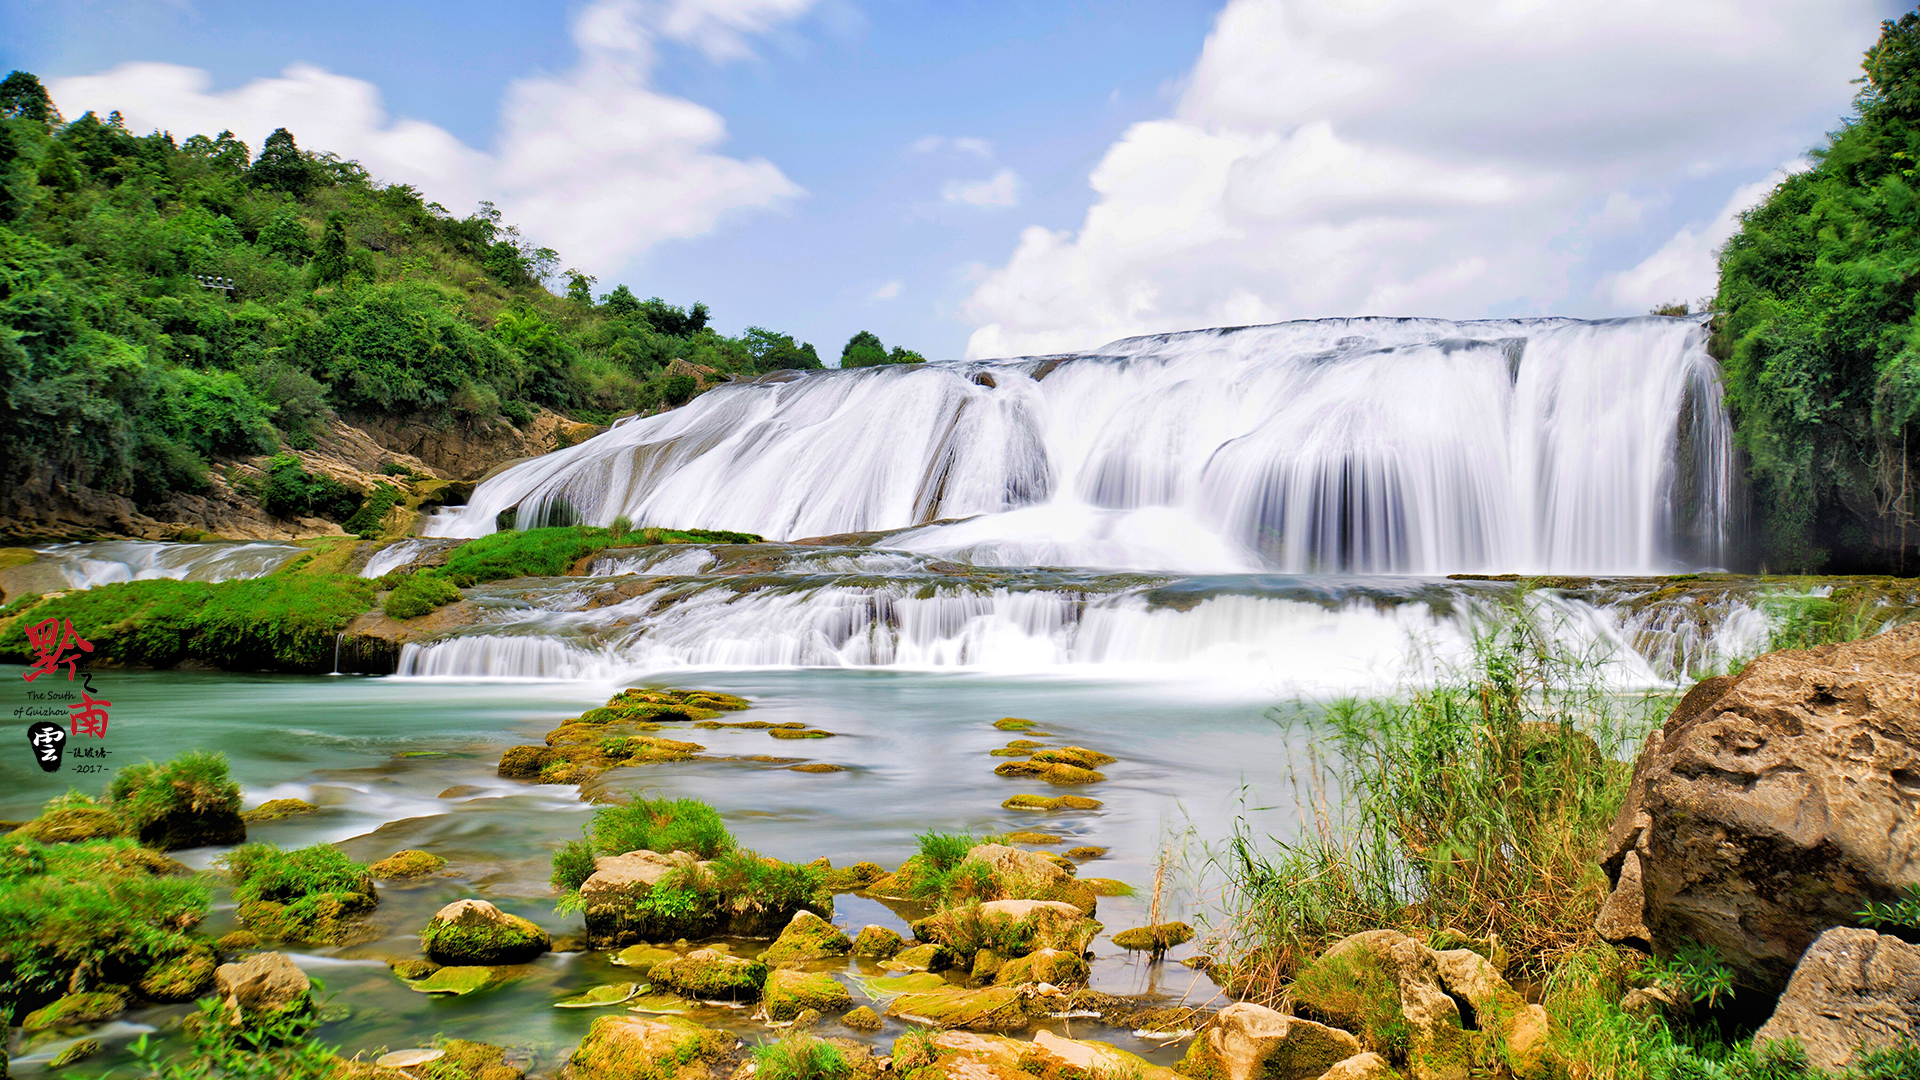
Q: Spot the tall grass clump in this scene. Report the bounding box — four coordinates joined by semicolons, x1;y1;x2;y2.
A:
752;1034;851;1080
106;750;242;839
1212;593;1672;998
588;795;735;860
903;831;996;905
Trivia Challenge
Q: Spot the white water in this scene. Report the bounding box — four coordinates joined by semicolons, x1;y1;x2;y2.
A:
27;540;306;589
429;317;1735;576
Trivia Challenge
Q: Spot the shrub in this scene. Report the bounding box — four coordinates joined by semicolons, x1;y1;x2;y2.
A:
259;453;361;521
589;795;734;859
383;574;461;619
105;750;243;845
225;842;372;905
752;1035;851;1080
433;525;759;587
551;838;597;892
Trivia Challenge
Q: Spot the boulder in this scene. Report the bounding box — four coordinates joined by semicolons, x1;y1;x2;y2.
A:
139;940;218;1002
762;909;851;963
648;948;768;1001
241;798;320;823
563;1014;737;1080
763;968;852;1021
498;745;558;779
1753;927;1920;1071
1319;1053;1394;1080
372;849;447;879
962;845;1098;914
10;807;124;843
1030;1031;1177;1080
885;986;1028;1031
913;899;1100;961
851;924;904;959
213;951;312;1025
891;943;955;972
992;947;1089;987
841;1005;884;1031
1177;1002;1361;1080
579;849;706;946
140;804;247;852
21;991;126;1032
1596;625;1920;991
421;898;551;965
1112;922;1195;952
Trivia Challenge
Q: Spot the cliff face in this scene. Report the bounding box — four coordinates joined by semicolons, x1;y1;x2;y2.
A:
0;408;601;542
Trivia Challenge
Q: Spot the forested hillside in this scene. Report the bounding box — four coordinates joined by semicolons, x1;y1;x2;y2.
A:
1714;12;1920;574
0;71;920;532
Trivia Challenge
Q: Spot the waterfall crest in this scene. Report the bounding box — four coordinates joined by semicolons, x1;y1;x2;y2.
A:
430;316;1736;576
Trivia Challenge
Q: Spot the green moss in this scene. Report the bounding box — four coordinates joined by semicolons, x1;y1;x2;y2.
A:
1001;794;1104;812
768;728;835;739
50;1037;104;1068
9;805;125;843
433;525;762;587
648;948;768;1001
371;849;446;878
1110;922;1193;951
224;842;377;944
421;908;549;965
384;574;463;619
21;990;125;1032
217;929;261;952
405;965;505;996
992;761;1106;784
851;925;904;959
242;798;321;823
763;969;852;1022
994;718;1036;731
569;1014;737;1080
138;939;217;1001
1291;947;1412;1058
1026;747;1115;769
884;986;1028;1031
762;910;852;962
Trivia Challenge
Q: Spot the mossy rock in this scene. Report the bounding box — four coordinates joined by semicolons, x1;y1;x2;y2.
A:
391;958;441;980
569;1014;737;1080
1003;831;1062;845
497;745;557;779
1001;794;1103;812
138;806;247;852
1080;878;1133;897
556;982;643;1008
217;929;261;952
993;761;1105;785
238;889;377;946
421;899;551;965
993;948;1089;988
764;969;852;1021
11;806;127;844
768;728;835;739
649;948;768;1001
884;986;1028;1031
139;940;218;1002
434;1039;526;1080
972;948;1008;982
1027;747;1115;769
1063;846;1106;860
241;798;320;823
851;924;904;959
22;990;126;1032
790;763;847;773
841;1006;884;1031
993;718;1036;731
50;1038;104;1068
609;943;680;974
826;861;886;891
372;849;447;878
406;966;507;996
1111;923;1194;952
868;972;948;993
989;747;1033;757
762;909;852;962
890;943;954;972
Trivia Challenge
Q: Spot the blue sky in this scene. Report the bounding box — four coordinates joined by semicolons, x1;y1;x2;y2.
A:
1;1;1901;360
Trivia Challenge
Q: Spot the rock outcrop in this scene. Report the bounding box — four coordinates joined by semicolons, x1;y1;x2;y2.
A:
1178;1002;1362;1080
761;909;851;962
213;951;313;1026
359;407;602;482
1753;927;1920;1070
420;899;551;965
1597;625;1920;991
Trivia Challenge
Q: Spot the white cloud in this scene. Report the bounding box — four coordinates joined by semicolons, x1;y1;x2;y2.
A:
909;135;995;157
48;0;806;275
942;168;1021;209
1603;164;1806;310
871;279;903;300
962;0;1882;359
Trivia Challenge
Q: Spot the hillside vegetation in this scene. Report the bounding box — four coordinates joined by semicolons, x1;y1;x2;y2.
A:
0;71;921;528
1714;11;1920;573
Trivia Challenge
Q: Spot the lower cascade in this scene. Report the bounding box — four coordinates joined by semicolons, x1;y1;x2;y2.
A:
430;316;1737;576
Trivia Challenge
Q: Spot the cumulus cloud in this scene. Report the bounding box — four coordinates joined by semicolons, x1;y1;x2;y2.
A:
962;0;1882;358
1602;164;1807;310
909;135;994;157
48;0;806;274
942;168;1021;208
871;279;903;300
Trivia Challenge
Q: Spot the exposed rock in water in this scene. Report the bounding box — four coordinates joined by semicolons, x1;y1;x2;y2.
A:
214;951;313;1026
992;947;1089;987
561;1014;737;1080
241;798;321;823
884;986;1028;1031
420;898;551;965
762;969;852;1021
1753;927;1920;1071
1597;623;1920;992
1111;922;1195;952
850;925;904;959
648;949;769;1002
371;849;446;879
761;909;851;962
1177;1002;1361;1080
336;600;486;675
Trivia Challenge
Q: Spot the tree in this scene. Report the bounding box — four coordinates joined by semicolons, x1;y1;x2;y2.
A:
887;345;926;365
840;330;888;369
311;213;349;285
251;128;315;196
0;71;54;123
565;270;597;305
743;327;823;370
602;285;641;316
181;130;250;173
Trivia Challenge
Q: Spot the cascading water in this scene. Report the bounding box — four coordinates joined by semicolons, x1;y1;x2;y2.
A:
430;317;1736;576
22;540;307;591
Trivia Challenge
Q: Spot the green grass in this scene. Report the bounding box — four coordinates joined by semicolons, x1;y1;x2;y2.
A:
432;524;760;587
106;751;241;836
0;573;376;672
587;795;735;860
751;1034;851;1080
383;574;463;619
224;843;371;906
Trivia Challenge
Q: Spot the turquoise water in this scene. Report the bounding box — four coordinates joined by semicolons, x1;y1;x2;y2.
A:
1;665;1304;1075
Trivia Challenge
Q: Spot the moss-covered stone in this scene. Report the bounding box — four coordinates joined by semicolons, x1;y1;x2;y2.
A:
1027;747;1115;769
1111;922;1194;952
568;1014;737;1080
406;966;509;996
914;900;1101;962
648;948;768;1002
372;849;447;878
851;925;904;959
10;807;125;843
972;948;1008;982
993;718;1036;731
768;728;835;739
841;1006;884;1031
826;861;886;891
497;745;557;779
391;958;440;981
1177;1003;1363;1080
1080;878;1133;897
763;969;852;1021
1002;831;1061;845
1001;794;1103;812
890;943;954;972
421;899;551;965
609;944;681;975
241;798;321;823
789;763;847;773
22;990;126;1032
869;972;948;993
139;940;218;1001
434;1038;527;1080
50;1037;104;1068
762;909;852;963
885;987;1028;1031
237;889;377;947
217;929;261;952
993;761;1105;785
1063;846;1106;860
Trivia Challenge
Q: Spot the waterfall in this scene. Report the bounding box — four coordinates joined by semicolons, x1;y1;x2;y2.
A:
428;316;1737;576
26;540;308;590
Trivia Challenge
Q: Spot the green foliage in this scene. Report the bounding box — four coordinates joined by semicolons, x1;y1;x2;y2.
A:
106;750;241;834
259;453;361;521
431;524;759;587
343;482;402;537
841;330;887;368
383;573;461;619
0;74;839;511
0;572;378;671
1858;884;1920;929
916;831;981;872
752;1034;852;1080
1714;10;1920;571
128;993;337;1080
706;849;828;913
0;837;211;1004
1642;941;1737;1009
589;795;735;859
224;842;371;905
551;838;598;893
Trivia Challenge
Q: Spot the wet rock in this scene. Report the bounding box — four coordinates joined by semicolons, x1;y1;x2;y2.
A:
994;718;1036;731
421;899;551;965
1597;624;1920;991
914;899;1100;960
214;951;313;1026
961;845;1099;914
1027;747;1115;769
993;948;1088;988
22;991;126;1032
762;910;851;963
972;948;1008;982
763;969;852;1021
1002;794;1103;812
1003;831;1062;845
649;948;769;1002
884;986;1028;1031
50;1038;103;1068
840;1005;884;1031
10;806;124;843
1319;1052;1395;1080
241;798;320;823
139;940;218;1002
1177;1002;1362;1080
216;930;261;953
562;1014;738;1080
1111;922;1195;952
372;849;447;879
579;849;706;946
1030;1031;1178;1080
890;943;955;972
1753;927;1920;1070
1064;846;1106;860
390;958;440;980
850;925;904;959
433;1039;527;1080
789;764;847;773
993;761;1106;785
610;944;681;975
497;745;558;780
